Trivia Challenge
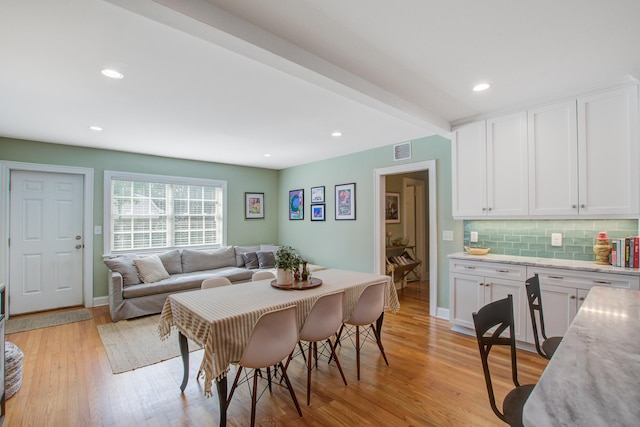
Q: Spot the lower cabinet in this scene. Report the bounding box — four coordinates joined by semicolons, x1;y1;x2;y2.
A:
449;258;640;344
450;260;527;341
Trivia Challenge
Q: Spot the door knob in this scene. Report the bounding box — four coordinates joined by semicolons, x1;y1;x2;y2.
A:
75;244;84;249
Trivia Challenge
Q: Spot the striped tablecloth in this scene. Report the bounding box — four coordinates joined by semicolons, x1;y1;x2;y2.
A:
158;268;399;396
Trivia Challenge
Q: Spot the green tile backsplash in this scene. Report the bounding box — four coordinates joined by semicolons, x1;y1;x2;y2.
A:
464;220;639;261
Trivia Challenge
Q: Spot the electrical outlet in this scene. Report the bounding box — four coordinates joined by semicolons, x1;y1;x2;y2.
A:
551;233;562;247
470;231;478;243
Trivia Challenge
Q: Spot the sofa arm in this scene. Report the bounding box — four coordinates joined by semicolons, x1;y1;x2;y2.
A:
108;271;125;320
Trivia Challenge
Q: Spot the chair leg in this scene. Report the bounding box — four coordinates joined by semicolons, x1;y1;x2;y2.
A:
279;362;303;417
327;337;347;386
251;369;259;427
307;341;313;405
371;324;389;366
227;366;243;406
356;325;361;380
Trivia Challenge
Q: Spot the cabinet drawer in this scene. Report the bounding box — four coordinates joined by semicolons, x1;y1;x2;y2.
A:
450;260;527;281
529;266;640;290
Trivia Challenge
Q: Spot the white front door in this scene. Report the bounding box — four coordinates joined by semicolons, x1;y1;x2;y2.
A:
9;171;84;314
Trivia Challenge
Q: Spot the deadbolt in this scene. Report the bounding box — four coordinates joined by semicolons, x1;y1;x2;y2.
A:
75;235;82;240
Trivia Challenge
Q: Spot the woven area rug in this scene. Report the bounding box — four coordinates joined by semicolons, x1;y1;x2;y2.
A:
97;314;201;374
6;308;92;334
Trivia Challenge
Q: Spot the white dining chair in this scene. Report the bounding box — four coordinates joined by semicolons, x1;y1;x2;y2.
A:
251;271;275;281
201;277;232;289
336;282;388;380
227;305;303;426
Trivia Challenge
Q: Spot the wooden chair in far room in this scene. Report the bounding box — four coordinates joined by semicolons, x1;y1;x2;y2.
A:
227;305;303;426
525;274;563;360
201;277;232;289
472;295;535;427
251;271;275;281
284;291;348;405
336;282;388;380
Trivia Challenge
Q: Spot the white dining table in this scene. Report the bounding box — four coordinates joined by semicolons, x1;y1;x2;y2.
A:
158;268;400;427
522;285;640;426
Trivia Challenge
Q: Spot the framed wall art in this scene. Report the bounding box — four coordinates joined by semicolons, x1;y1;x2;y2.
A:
311;204;325;221
385;192;400;223
335;183;356;220
245;192;264;219
289;189;304;220
311;186;325;203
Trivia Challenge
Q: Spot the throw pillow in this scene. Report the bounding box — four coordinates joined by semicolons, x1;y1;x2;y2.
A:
256;251;276;269
104;255;141;286
241;252;260;269
181;246;236;273
260;244;280;254
157;249;183;274
134;255;170;283
234;245;260;267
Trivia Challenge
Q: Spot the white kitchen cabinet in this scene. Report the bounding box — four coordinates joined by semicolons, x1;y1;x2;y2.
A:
528;100;578;216
452;112;528;218
525;266;640;344
449;259;528;341
577;85;639;216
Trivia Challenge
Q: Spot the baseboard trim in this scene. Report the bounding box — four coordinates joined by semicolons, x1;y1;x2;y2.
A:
93;296;109;307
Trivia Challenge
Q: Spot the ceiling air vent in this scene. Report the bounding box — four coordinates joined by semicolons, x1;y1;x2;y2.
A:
393;142;412;161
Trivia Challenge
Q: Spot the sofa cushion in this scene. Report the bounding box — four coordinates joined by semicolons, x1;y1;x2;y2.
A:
181;246;236;273
260;244;280;254
122;267;254;299
241;252;260;269
134;255;170;283
234;245;260;267
158;249;183;274
104;254;141;286
257;251;276;268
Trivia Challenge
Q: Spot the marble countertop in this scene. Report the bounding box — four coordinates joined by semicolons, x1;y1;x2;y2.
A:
522;286;640;426
448;252;640;276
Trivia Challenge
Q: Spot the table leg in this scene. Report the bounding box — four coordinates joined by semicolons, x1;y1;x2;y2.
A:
178;332;189;392
216;376;227;427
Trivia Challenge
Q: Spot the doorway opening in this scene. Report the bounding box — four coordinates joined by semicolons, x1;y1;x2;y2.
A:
374;160;437;316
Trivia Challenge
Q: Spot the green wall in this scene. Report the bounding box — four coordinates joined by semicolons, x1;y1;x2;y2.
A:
0;137;280;298
278;135;458;309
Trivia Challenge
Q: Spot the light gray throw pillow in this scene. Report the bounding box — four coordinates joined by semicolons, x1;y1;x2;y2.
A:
104;254;141;286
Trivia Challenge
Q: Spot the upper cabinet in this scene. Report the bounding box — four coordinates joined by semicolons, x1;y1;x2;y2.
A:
453;84;639;219
452;113;528;218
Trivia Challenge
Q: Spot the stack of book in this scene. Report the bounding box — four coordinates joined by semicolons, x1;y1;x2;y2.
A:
388;252;416;266
611;236;640;268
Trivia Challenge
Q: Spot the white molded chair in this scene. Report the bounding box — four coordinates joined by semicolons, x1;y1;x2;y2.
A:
285;291;347;405
201;277;232;289
252;271;275;281
336;282;388;380
227;305;303;426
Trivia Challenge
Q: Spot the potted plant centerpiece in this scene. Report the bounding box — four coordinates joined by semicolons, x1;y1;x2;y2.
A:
275;246;300;285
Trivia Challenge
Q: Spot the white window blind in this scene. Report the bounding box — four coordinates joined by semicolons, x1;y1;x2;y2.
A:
105;172;226;253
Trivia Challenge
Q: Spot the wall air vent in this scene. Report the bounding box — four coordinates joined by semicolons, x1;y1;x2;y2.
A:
393;142;412;161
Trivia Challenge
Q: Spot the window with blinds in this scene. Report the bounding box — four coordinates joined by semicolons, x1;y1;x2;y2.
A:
105;172;226;253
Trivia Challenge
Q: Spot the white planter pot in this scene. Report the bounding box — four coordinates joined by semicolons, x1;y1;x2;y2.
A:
276;268;293;285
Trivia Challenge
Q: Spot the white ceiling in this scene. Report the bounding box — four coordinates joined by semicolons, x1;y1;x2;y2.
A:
1;0;639;170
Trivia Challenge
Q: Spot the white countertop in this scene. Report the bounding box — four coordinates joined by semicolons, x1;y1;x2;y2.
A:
522;286;640;426
448;252;640;276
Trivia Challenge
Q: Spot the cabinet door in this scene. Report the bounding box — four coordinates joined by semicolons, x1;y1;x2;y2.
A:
452;121;487;217
536;283;576;340
486;112;528;216
484;277;527;342
577;85;639;215
450;273;484;329
528;101;579;216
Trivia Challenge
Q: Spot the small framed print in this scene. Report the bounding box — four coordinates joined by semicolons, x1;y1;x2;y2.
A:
335;183;356;220
385;192;400;223
245;192;264;219
289;189;304;220
311;204;325;221
311;186;325;203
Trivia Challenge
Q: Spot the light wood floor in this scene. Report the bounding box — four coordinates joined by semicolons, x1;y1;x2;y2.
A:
4;281;547;426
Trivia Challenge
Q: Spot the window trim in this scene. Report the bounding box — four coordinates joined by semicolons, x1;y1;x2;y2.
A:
103;170;227;255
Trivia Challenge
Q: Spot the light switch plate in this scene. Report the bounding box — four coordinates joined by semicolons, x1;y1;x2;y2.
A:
94;225;102;235
443;230;453;241
551;233;562;247
470;231;478;243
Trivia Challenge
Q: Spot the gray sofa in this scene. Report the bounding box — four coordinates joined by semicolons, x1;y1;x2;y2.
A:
104;244;280;321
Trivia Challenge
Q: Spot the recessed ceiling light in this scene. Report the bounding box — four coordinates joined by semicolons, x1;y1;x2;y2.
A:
331;131;342;137
101;69;124;79
473;83;491;92
263;153;271;157
89;125;103;131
